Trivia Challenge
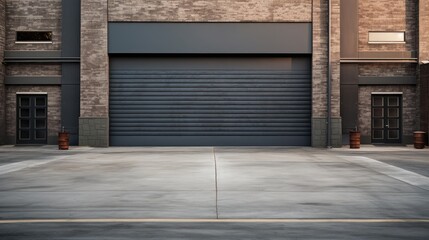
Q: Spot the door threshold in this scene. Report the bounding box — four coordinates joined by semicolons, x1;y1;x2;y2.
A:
370;143;406;147
14;144;48;147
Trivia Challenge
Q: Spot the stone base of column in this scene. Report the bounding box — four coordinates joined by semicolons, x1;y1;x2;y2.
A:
312;117;342;148
79;117;109;147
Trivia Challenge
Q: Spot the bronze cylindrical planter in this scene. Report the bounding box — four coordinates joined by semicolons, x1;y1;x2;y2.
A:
58;132;70;150
349;131;361;149
413;131;426;149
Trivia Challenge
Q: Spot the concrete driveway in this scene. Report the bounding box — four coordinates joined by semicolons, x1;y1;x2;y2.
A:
0;146;428;239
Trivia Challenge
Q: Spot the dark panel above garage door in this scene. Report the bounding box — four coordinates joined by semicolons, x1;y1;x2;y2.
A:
109;56;311;146
109;23;312;54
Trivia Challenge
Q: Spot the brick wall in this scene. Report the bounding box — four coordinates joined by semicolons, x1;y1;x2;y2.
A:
358;63;417;77
0;0;5;144
108;0;312;22
85;0;339;147
420;64;429;141
6;64;61;76
420;0;429;61
312;0;328;119
358;85;417;142
420;0;429;142
355;0;419;145
3;1;62;145
5;0;62;51
83;0;316;147
358;0;417;52
5;86;61;144
312;0;342;147
331;0;341;118
80;0;109;147
80;0;108;117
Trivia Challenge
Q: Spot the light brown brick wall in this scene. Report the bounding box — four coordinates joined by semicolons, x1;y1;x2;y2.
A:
420;0;429;138
331;0;341;118
358;63;417;77
80;0;109;117
0;0;5;144
5;86;61;142
358;0;417;52
358;86;417;139
312;0;328;119
108;0;312;22
6;63;61;76
313;0;341;119
5;0;62;51
420;0;429;61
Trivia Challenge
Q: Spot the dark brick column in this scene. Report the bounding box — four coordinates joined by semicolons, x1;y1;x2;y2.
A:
0;0;5;145
421;65;429;144
79;0;109;147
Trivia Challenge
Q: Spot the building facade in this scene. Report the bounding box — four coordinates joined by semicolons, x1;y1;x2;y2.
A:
0;0;428;147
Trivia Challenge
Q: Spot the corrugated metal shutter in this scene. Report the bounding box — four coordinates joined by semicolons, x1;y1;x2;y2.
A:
109;57;311;146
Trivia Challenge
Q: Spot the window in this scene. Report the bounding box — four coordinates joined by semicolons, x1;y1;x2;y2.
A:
368;32;405;44
16;31;53;43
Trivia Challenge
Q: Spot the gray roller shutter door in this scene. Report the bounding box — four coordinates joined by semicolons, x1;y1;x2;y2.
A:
109;56;311;146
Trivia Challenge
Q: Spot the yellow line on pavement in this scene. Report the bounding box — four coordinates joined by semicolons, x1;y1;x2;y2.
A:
1;219;429;224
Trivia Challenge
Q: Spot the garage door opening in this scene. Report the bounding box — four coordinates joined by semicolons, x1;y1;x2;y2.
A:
109;56;311;146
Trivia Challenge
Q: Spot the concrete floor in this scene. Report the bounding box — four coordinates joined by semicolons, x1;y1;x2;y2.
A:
0;145;428;239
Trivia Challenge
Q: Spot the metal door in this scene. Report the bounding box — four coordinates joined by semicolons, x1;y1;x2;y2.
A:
109;56;312;146
16;95;48;144
371;95;402;143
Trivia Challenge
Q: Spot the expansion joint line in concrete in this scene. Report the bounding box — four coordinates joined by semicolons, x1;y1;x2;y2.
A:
213;147;219;219
1;219;429;224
